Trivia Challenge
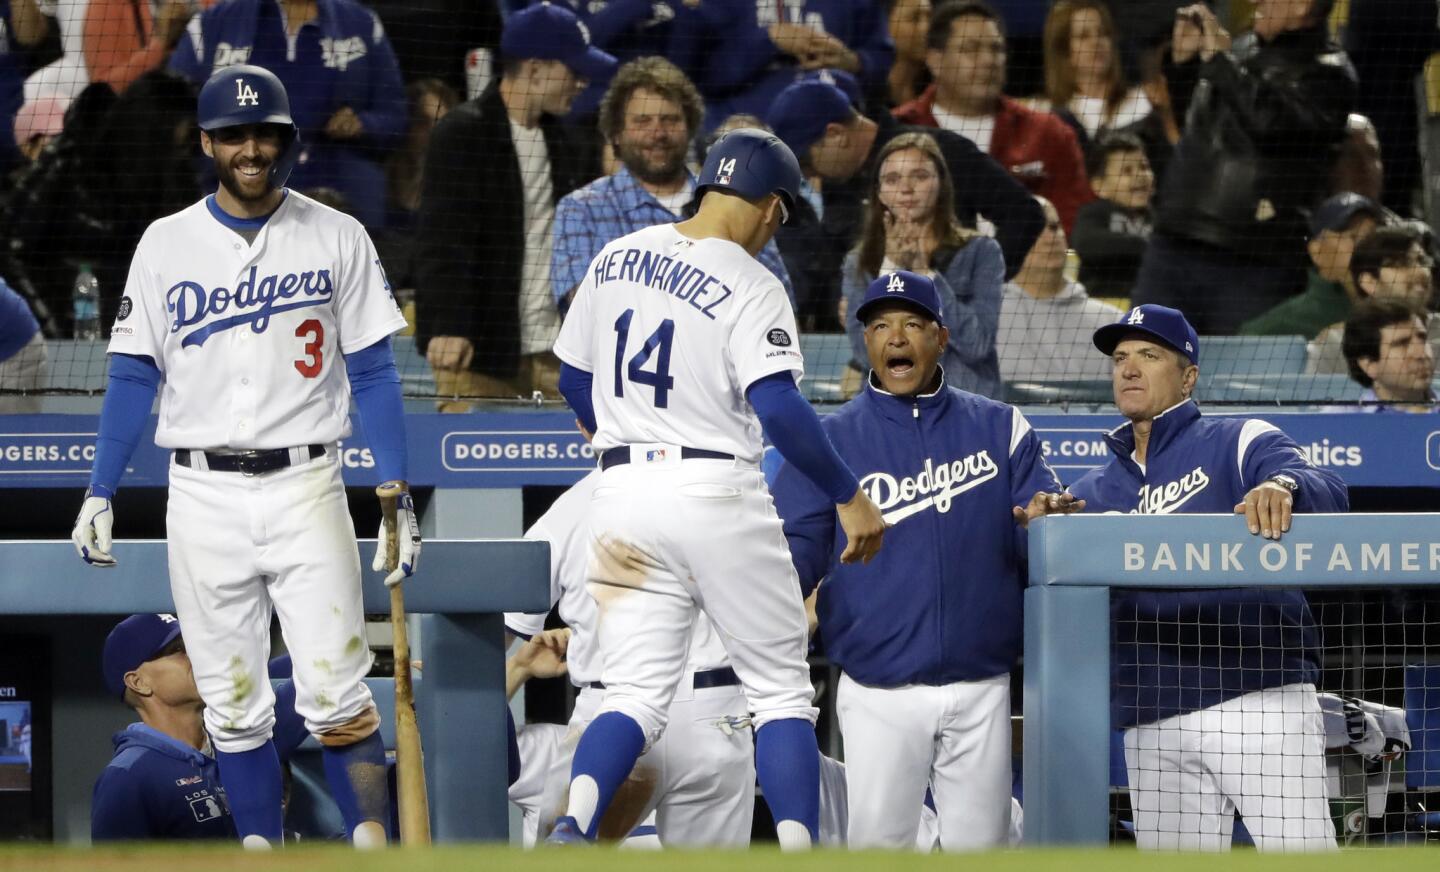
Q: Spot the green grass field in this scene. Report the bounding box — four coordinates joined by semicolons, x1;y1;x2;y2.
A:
2;846;1437;872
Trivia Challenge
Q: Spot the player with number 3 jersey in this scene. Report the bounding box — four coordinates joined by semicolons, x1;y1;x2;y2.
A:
70;64;419;850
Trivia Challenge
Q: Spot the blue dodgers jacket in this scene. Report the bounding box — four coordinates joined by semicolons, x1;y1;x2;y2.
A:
771;375;1062;687
91;725;234;841
1066;400;1350;728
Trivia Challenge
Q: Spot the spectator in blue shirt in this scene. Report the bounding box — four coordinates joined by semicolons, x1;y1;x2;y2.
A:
1341;298;1437;413
551;56;792;307
670;0;894;131
169;0;407;228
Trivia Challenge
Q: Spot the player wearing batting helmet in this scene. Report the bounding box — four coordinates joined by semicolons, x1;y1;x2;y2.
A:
770;270;1076;849
548;127;885;848
1067;304;1350;851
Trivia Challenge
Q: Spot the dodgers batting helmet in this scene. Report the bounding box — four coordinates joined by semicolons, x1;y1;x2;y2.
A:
696;128;803;224
197;64;301;188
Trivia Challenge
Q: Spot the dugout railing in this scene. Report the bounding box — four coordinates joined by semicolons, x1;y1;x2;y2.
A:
1024;513;1440;846
5;539;549;842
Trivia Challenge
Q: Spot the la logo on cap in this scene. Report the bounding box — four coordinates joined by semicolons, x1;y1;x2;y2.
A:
1126;306;1145;325
886;274;906;293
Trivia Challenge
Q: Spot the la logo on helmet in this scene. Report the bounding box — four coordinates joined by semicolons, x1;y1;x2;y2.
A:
235;78;260;107
886;274;906;293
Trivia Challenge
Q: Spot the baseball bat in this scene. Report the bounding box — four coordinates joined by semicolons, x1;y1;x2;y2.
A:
378;482;432;845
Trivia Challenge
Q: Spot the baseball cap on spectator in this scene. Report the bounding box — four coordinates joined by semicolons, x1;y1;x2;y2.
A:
13;96;69;149
501;2;617;82
798;68;862;109
1093;304;1200;364
767;77;855;157
102;614;182;699
856;270;945;325
1309;192;1385;237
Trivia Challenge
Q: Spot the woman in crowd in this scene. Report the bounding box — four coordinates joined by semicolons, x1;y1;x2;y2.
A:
1041;0;1164;152
842;132;1005;398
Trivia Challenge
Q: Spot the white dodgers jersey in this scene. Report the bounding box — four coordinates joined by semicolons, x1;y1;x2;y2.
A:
109;192;407;450
553;224;804;463
504;470;732;686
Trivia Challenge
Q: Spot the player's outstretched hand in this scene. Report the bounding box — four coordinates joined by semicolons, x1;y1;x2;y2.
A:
1012;491;1085;528
515;629;571;682
837;486;886;564
1233;481;1292;541
374;482;422;586
72;490;117;567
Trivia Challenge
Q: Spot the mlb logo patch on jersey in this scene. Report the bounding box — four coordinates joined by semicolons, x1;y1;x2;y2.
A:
715;157;736;186
646;449;668;463
190;795;224;822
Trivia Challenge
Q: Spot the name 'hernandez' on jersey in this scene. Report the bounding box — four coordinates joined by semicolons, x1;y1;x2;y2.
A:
553;223;805;463
108;191;407;451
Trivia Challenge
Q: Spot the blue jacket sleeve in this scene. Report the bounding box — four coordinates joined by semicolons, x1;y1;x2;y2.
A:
566;0;654;47
747;371;858;504
345;337;407;483
167;13;208;83
850;0;895;89
936;237;1004;366
91;767;152;841
558;363;597;435
90;353;162;498
353;11;408;150
675;0;777;95
769;455;838;597
1241;428;1350;513
1008;413;1064;509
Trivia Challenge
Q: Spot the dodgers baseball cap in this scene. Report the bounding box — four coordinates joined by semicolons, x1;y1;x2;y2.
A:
1310;192;1385;237
766;76;856;157
855;270;945;325
501;2;617;82
1093;304;1200;364
103;614;183;699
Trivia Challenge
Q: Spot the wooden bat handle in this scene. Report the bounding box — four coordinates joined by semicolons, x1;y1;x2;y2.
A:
376;483;430;844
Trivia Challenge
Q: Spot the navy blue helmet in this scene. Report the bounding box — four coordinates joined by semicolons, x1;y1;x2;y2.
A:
696;128;803;223
197;64;301;188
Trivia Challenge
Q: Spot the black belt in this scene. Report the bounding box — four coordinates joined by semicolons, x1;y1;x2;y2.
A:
587;666;740;691
174;444;325;475
599;446;734;471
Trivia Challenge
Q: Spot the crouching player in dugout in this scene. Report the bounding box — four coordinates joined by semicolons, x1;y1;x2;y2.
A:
1067;304;1350;851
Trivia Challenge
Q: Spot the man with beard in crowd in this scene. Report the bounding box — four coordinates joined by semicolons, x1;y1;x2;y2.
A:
551;56;793;311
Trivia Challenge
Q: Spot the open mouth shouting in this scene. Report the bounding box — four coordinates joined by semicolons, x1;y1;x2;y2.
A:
885;351;916;378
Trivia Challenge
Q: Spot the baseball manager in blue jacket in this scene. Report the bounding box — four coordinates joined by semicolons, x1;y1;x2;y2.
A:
771;270;1079;850
1067;304;1349;852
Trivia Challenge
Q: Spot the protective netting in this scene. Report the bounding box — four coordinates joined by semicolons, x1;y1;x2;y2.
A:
1110;588;1440;847
1;0;1437;410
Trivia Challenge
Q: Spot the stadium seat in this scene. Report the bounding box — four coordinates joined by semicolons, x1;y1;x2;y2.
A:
1199;335;1308;378
800;333;854;403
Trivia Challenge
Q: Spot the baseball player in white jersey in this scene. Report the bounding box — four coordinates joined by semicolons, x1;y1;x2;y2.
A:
506;468;756;847
70;64;420;849
548;128;886;848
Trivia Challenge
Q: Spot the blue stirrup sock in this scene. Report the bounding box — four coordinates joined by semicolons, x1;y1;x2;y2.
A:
215;741;284;843
755;718;820;848
321;730;391;840
565;711;645;839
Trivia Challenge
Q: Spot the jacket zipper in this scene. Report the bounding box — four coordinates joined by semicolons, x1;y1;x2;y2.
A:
913;399;945;676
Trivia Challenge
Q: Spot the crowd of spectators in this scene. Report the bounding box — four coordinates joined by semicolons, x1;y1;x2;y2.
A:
0;0;1437;408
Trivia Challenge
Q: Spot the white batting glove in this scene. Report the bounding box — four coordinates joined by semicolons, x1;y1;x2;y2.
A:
373;491;421;586
72;490;117;567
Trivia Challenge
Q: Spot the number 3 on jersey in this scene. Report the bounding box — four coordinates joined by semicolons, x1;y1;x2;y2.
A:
294;319;323;378
613;309;675;408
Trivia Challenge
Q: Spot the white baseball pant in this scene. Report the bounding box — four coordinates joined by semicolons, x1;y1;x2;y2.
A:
1124;683;1336;851
166;450;374;752
542;680;755;847
837;671;1011;850
587;458;818;743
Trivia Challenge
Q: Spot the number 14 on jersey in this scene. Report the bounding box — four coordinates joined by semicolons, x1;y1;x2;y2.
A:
613;308;675;408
